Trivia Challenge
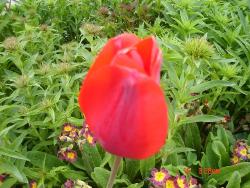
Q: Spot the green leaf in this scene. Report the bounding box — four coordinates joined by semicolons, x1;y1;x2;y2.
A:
0;125;16;137
0;105;18;112
208;162;250;185
0;161;28;183
67;117;83;125
163;147;195;157
242;179;250;188
217;126;229;152
204;143;219;168
23;167;41;179
91;167;110;188
190;80;235;93
226;171;241;188
62;169;87;180
179;115;224;124
140;156;155;177
12;132;28;150
100;153;112;168
211;140;230;167
187;152;197;166
48;108;55;123
125;159;140;180
71;159;87;171
0;178;17;188
183;124;201;154
27;151;64;170
114;178;130;186
167;62;181;89
127;182;144;188
80;144;102;175
164;152;182;166
83;144;102;167
206;178;217;188
0;147;30;161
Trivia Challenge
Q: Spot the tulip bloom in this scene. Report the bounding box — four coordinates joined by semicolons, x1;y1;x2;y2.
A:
78;33;168;159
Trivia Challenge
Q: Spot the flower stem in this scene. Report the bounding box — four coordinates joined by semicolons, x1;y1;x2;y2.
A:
106;156;122;188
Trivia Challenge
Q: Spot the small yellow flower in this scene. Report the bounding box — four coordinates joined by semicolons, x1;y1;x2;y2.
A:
165;178;175;188
63;124;74;132
231;155;240;165
29;180;37;188
58;149;77;163
66;151;77;160
86;134;94;144
176;176;187;188
155;172;166;182
150;168;169;186
61;123;79;139
240;148;247;156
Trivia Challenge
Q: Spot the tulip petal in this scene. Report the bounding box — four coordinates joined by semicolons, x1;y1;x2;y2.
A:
133;36;162;83
111;53;146;74
78;65;168;159
88;33;140;75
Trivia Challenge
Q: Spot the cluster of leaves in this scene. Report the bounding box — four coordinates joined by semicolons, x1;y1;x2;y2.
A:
0;0;250;187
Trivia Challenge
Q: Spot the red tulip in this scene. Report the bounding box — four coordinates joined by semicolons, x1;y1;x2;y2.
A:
78;33;168;159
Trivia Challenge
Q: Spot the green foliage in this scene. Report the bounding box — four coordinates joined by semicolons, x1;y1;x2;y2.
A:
140;156;155;177
208;163;250;185
0;0;250;187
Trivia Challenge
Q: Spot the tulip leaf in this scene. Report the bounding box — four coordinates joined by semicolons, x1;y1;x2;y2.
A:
226;171;241;188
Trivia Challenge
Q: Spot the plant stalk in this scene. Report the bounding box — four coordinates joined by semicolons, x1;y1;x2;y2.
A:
106;156;122;188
